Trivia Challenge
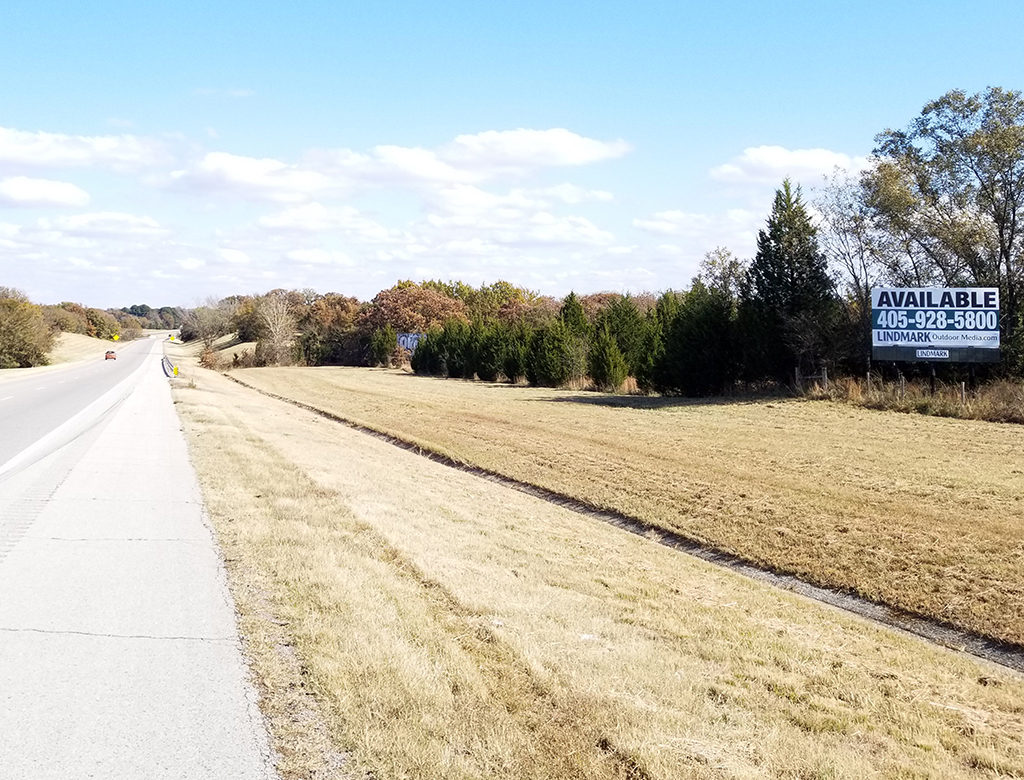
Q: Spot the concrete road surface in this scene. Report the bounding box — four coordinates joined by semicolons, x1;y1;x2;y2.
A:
0;341;278;779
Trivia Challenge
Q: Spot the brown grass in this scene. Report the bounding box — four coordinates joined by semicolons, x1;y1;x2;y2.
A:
814;377;1024;425
226;367;1024;649
165;349;1024;780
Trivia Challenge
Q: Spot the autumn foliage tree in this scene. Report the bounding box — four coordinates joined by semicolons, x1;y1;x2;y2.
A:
361;281;469;333
0;287;55;368
297;293;362;365
863;87;1024;372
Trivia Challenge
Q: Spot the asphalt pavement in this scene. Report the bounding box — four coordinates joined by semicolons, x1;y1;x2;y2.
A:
0;338;150;468
0;340;279;779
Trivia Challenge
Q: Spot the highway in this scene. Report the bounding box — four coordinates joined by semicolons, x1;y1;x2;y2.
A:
0;338;150;468
0;340;278;779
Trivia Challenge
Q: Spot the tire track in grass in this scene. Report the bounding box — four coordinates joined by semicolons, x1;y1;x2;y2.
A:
224;374;1024;677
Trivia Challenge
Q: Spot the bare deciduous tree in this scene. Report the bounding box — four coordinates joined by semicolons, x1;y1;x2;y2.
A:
258;293;296;365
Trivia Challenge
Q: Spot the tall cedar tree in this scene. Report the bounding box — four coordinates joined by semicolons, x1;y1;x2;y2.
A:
588;326;628;392
558;292;593;339
742;179;837;382
598;295;647;377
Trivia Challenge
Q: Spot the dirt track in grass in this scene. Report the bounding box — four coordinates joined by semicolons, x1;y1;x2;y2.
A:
230;366;1024;649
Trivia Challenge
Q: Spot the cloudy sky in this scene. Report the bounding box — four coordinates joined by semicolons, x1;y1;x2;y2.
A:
1;0;1021;309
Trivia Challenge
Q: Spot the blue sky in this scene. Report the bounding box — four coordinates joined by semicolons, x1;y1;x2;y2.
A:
1;0;1022;308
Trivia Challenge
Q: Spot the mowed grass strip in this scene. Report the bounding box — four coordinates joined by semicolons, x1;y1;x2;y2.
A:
231;367;1024;648
170;364;1024;779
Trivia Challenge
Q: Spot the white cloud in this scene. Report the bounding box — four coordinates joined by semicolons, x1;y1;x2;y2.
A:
218;248;251;264
420;184;614;247
526;183;614;204
259;203;399;243
711;145;869;184
372;145;478;184
42;212;167;237
0;126;169;170
172;152;337;203
177;257;205;270
633;208;758;240
441;128;631;174
632;208;760;269
512;213;613;246
285;248;355;266
173;128;630;202
0;176;90;207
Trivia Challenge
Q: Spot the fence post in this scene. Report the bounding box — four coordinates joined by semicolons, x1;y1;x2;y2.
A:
961;381;966;404
900;373;905;401
822;366;828;391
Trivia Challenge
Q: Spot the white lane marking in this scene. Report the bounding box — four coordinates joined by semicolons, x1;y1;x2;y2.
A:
0;396;12;402
35;386;46;390
58;381;66;385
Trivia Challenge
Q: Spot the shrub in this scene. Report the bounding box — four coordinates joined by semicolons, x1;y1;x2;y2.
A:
198;347;222;370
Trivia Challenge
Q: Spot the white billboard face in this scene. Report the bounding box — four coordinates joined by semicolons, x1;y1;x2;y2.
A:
871;287;1000;363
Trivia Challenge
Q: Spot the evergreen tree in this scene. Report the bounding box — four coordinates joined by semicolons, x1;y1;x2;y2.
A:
369;325;397;367
527;321;586;387
475;321;507;382
588;326;628;392
558;292;592;339
441;319;473;378
502;321;532;382
742;179;837;381
658;280;737;396
410;326;446;375
598;295;648;377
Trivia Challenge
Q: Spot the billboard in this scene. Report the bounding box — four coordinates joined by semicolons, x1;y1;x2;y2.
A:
397;333;422;353
871;287;1000;363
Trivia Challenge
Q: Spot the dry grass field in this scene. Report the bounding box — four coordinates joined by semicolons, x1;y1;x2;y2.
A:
165;344;1024;780
226;367;1024;649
